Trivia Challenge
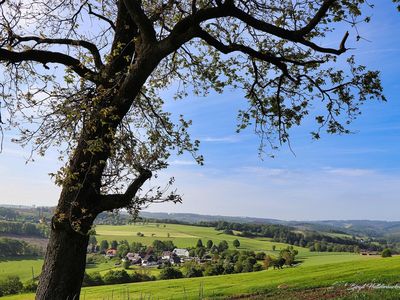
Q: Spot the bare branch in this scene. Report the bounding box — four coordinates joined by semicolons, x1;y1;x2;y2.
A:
98;168;152;211
0;48;99;82
194;27;294;80
122;0;156;44
13;35;103;69
87;3;116;31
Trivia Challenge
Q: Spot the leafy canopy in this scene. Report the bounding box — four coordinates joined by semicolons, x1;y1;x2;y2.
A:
0;0;390;210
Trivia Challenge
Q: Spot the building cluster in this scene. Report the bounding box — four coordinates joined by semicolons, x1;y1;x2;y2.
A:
105;247;195;267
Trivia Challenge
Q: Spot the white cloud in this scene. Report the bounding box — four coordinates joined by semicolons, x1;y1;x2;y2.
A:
169;159;197;166
202;136;240;143
323;168;375;177
238;166;289;177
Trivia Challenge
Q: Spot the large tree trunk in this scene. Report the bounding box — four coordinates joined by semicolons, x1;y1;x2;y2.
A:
35;47;160;299
35;225;89;300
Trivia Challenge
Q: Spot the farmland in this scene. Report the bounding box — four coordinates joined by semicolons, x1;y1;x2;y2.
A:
95;223;306;255
2;255;399;299
1;222;306;283
1;222;399;299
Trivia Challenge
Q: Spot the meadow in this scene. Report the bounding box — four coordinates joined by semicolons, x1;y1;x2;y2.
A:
95;223;307;255
2;255;399;299
1;223;399;299
0;223;369;283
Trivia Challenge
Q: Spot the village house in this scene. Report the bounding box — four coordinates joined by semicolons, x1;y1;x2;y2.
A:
126;252;142;264
141;247;158;266
105;248;117;257
161;251;173;260
173;248;190;257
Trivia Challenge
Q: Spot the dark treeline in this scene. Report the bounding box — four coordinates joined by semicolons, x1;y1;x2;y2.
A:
0;221;49;238
198;221;383;253
0;238;42;257
92;214;391;253
0;208;19;220
0;206;53;223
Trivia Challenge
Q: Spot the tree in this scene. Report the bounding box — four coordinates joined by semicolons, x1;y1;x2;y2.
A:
159;267;183;280
182;261;203;278
233;239;240;249
100;240;109;253
206;240;213;249
130;242;144;253
111;240;118;249
0;1;387;298
195;246;206;258
381;248;392;258
117;243;129;258
218;240;229;252
263;255;273;270
89;235;97;246
196;239;204;248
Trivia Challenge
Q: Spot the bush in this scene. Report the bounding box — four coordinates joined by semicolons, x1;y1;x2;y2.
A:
130;272;154;282
159;267;183;280
82;272;104;287
0;276;23;296
122;259;131;269
23;279;38;292
103;270;131;284
382;248;392;258
255;252;266;260
86;254;106;264
183;262;203;278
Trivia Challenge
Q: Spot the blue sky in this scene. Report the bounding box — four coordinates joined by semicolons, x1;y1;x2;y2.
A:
0;2;399;220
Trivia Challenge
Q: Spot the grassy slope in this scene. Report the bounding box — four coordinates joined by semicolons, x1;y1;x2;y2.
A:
0;223;356;283
95;223;306;255
0;258;43;282
4;223;394;299
3;256;399;300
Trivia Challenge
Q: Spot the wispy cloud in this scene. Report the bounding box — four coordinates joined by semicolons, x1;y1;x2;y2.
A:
202;136;240;143
323;168;375;177
238;166;289;177
169;159;197;166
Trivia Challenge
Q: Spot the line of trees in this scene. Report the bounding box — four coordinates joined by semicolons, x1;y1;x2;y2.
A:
83;270;155;287
210;221;383;252
0;238;43;257
0;221;49;238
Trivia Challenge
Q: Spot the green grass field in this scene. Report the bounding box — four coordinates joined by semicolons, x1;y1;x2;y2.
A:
2;223;399;299
0;258;43;282
2;255;399;299
0;223;362;283
95;223;306;255
0;222;305;283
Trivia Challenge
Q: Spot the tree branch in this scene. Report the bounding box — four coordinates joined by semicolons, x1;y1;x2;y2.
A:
195;27;294;80
159;1;345;57
13;35;103;70
295;0;336;36
98;168;152;211
122;0;157;44
0;48;99;82
88;3;116;31
227;4;347;55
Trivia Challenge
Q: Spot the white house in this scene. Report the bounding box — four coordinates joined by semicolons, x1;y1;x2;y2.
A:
173;248;189;257
161;251;173;260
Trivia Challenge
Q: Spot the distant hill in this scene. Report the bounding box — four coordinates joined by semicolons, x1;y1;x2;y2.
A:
1;203;400;239
139;211;400;239
139;211;284;224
